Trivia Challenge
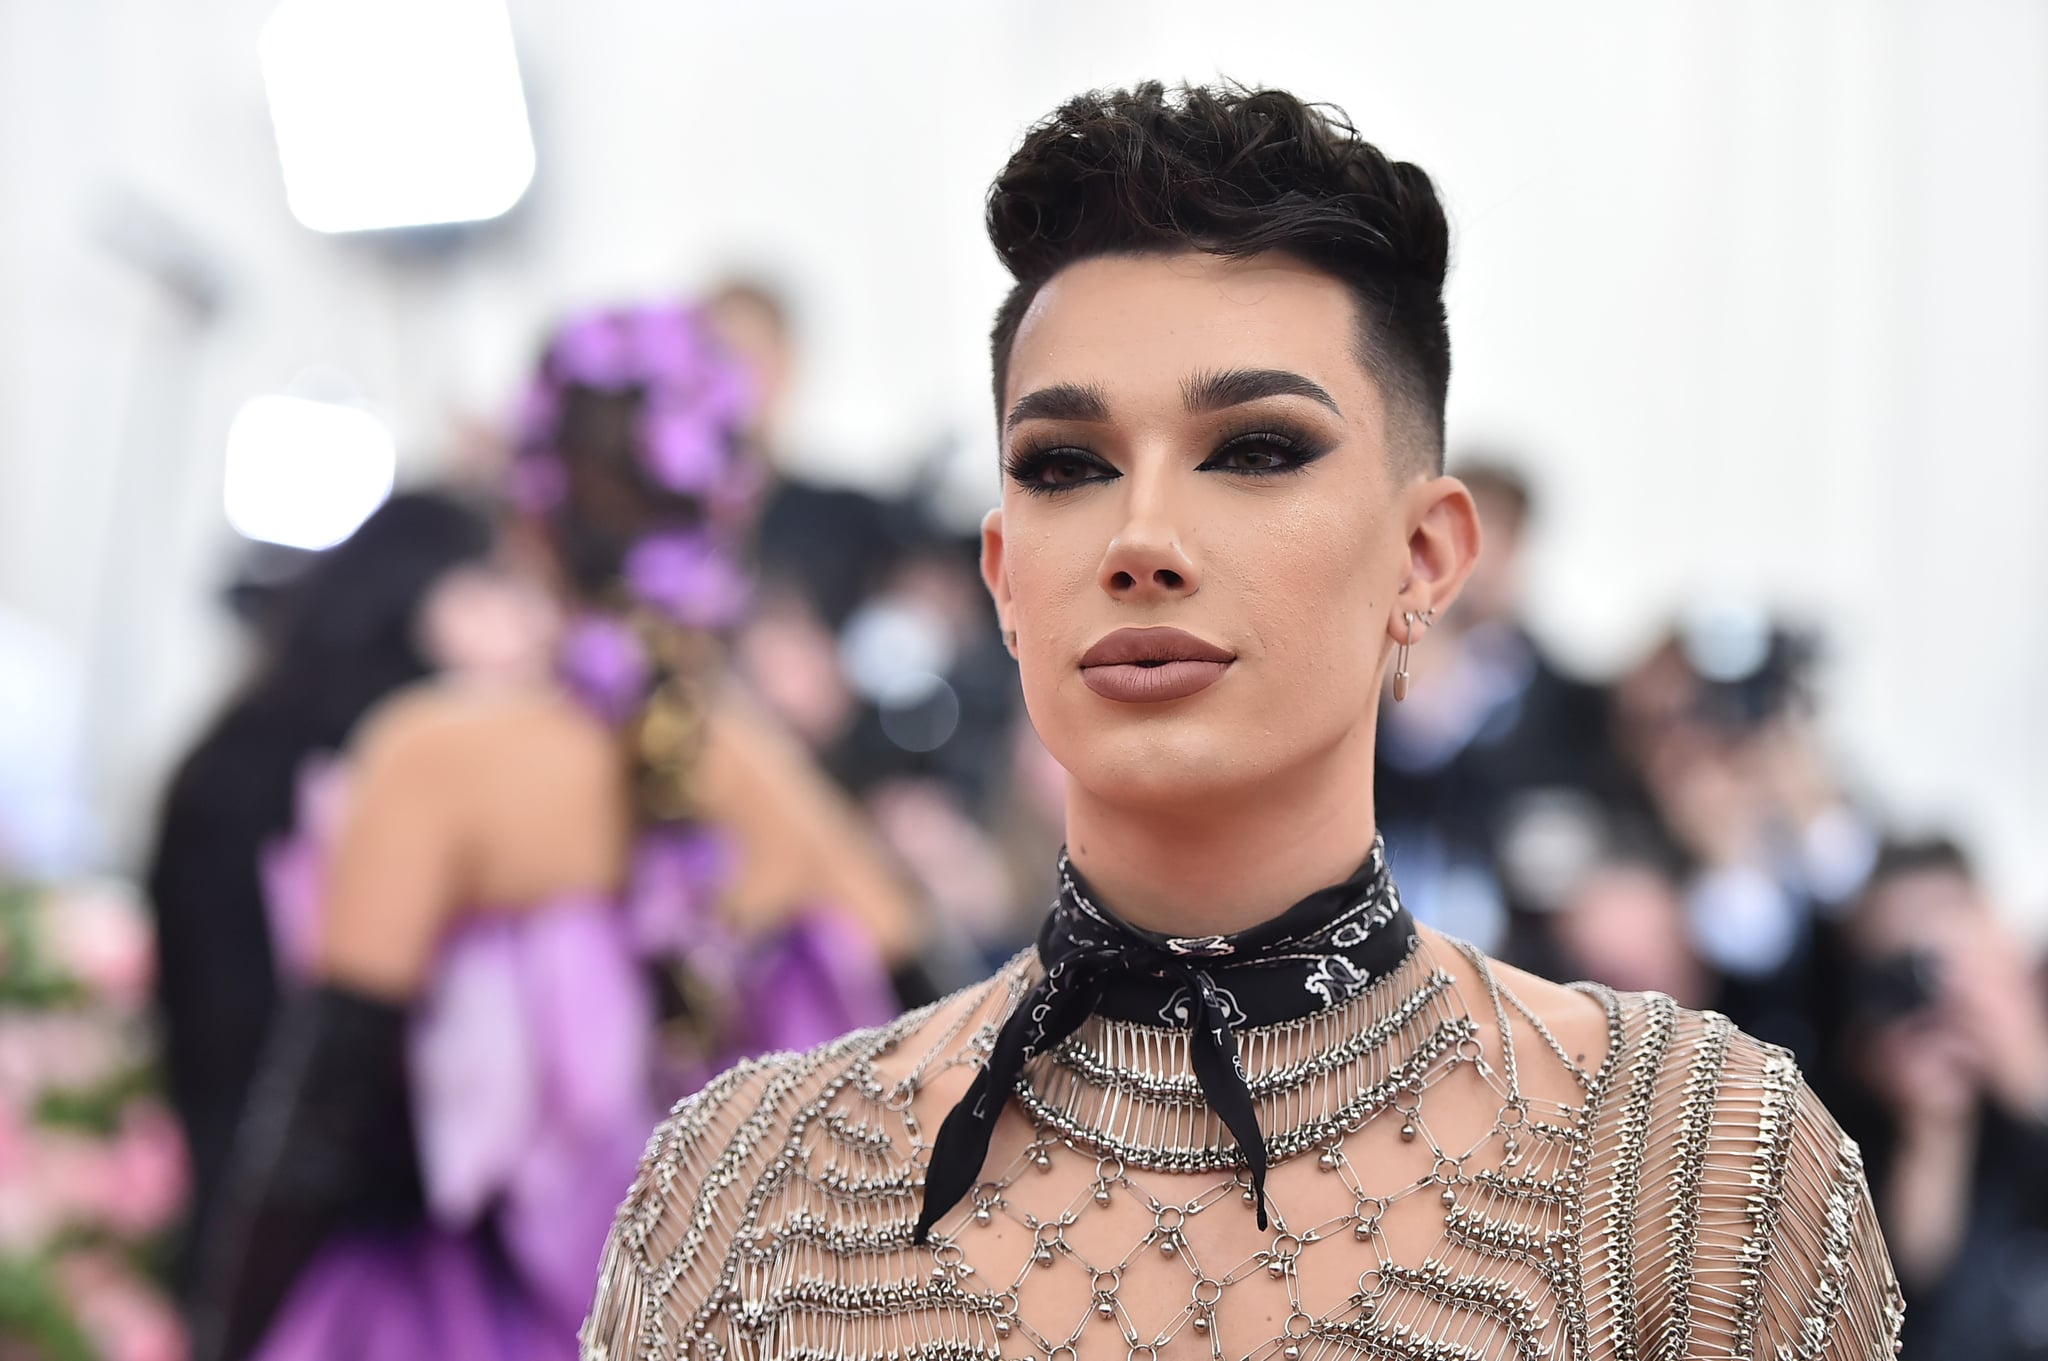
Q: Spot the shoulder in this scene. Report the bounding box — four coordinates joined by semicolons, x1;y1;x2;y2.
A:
580;964;1026;1359
1589;989;1906;1359
356;679;611;765
349;680;616;802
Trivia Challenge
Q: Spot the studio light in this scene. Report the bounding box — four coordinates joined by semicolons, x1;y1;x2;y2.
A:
223;395;396;549
258;0;536;233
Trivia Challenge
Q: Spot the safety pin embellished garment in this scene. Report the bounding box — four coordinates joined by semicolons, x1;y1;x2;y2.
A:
583;842;1904;1361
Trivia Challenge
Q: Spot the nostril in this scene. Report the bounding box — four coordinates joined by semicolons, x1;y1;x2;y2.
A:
1155;569;1184;590
1110;570;1136;591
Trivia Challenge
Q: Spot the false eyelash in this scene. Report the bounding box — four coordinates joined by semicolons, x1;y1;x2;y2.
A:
1003;445;1120;497
1003;422;1335;496
1196;424;1332;474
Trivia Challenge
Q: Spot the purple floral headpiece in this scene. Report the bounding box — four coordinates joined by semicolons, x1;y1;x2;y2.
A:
510;300;764;721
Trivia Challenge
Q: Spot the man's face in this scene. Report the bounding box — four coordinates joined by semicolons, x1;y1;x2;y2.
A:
980;250;1434;807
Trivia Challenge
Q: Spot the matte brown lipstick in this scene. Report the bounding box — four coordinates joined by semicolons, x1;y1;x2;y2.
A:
1079;627;1234;703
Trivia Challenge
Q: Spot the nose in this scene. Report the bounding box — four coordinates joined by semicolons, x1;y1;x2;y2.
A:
1097;481;1201;603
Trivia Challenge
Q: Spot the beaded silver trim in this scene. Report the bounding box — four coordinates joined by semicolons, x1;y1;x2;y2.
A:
583;938;1905;1361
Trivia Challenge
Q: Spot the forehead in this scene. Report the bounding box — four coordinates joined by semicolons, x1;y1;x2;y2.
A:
1005;251;1372;415
1857;869;1978;947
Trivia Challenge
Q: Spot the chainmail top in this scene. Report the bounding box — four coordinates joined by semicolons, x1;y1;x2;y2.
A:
583;927;1904;1361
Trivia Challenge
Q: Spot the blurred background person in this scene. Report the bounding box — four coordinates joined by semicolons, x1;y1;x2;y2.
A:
1836;839;2048;1360
1374;459;1625;963
1609;614;1878;1063
711;275;1036;980
189;302;918;1361
706;277;899;644
3;7;2046;1353
146;489;553;1302
1545;843;1714;1008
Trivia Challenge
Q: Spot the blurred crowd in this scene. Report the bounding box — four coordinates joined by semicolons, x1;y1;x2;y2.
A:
0;275;2043;1360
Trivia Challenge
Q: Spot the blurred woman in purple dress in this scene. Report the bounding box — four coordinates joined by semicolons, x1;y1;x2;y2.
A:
191;301;918;1361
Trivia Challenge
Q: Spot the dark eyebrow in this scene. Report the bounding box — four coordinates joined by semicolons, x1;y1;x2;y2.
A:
1182;368;1343;418
1004;382;1112;432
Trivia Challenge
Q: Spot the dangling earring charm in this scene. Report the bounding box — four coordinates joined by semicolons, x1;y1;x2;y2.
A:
1393;611;1417;702
1392;608;1436;701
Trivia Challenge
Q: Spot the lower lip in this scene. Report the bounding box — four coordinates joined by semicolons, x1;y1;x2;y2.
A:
1080;660;1231;703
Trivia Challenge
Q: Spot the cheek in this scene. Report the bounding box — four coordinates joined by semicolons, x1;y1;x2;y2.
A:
1001;506;1100;632
1233;497;1388;673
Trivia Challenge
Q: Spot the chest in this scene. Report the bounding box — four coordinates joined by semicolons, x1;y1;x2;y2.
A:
724;1059;1605;1361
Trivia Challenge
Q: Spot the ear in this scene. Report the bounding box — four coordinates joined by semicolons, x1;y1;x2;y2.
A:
1388;475;1483;642
979;507;1017;657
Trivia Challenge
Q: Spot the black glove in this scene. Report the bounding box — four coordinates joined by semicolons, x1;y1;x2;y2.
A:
189;984;423;1361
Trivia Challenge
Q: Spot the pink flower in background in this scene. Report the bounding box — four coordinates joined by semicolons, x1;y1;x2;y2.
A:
98;1102;188;1237
0;1011;132;1109
56;1251;189;1361
0;875;188;1359
0;1104;62;1253
45;882;153;1012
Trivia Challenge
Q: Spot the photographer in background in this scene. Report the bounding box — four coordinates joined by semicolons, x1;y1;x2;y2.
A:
1838;840;2048;1359
1609;612;1877;1063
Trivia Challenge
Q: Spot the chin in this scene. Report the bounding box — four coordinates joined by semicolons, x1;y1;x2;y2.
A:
1050;711;1280;809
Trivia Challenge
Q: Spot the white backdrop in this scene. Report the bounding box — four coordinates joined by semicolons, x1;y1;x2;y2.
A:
2;0;2044;912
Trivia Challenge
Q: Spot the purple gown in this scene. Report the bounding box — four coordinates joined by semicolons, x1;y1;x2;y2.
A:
249;762;899;1358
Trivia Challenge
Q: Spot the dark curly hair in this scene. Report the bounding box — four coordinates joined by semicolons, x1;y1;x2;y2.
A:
987;82;1452;467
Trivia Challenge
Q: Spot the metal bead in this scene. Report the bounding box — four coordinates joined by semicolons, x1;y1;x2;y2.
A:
1097;1301;1116;1319
1192;1317;1209;1333
1285;1348;1302;1361
1094;1188;1112;1205
994;1319;1012;1338
974;1207;992;1224
1268;1260;1288;1278
1401;1123;1418;1142
1441;1187;1458;1207
1160;1238;1177;1256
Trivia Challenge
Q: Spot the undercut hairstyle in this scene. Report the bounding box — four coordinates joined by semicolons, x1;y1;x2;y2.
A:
986;81;1453;470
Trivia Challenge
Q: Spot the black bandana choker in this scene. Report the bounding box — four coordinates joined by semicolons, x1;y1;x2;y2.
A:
915;837;1417;1244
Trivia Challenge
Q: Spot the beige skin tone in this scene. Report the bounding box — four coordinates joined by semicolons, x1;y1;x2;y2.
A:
974;243;1609;1045
865;259;1617;1328
318;640;918;1002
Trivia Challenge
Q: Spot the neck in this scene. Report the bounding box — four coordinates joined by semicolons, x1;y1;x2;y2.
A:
1063;728;1380;936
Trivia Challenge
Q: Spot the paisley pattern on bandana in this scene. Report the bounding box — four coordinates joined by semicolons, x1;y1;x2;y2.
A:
916;836;1415;1244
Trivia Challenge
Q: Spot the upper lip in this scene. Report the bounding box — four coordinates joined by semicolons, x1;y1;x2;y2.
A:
1080;627;1235;667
